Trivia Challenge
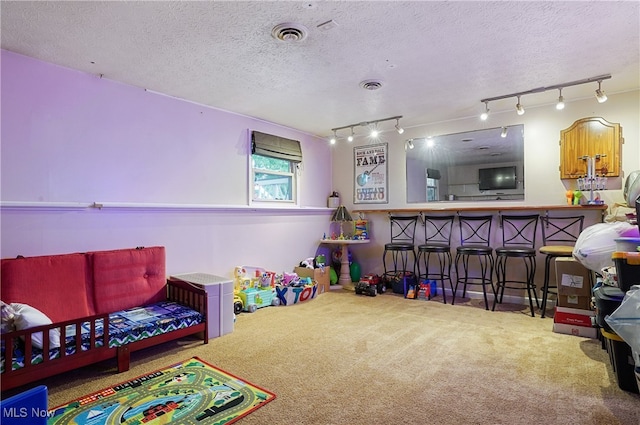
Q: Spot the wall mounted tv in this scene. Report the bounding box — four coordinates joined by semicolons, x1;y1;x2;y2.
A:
478;166;517;191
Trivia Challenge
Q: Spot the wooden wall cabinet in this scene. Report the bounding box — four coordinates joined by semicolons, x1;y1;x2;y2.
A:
559;117;623;179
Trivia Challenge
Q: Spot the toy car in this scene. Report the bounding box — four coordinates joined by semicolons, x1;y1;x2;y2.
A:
354;274;385;297
238;287;281;313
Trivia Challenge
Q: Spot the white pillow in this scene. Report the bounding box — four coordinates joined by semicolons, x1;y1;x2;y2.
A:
11;303;61;349
1;301;17;333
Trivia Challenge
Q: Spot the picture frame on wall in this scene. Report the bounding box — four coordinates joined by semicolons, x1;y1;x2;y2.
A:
354;143;388;204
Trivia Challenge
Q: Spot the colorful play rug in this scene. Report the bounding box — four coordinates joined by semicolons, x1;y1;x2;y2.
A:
48;357;276;425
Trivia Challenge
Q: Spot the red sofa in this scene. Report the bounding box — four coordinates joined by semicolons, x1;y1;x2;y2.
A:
1;246;208;391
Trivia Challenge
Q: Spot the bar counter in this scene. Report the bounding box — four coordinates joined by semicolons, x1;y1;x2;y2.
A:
353;204;608;215
344;204;608;309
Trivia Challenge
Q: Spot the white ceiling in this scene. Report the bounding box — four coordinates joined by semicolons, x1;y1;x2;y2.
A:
2;1;639;140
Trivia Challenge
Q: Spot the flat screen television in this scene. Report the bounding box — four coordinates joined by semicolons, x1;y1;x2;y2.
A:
478;166;517;191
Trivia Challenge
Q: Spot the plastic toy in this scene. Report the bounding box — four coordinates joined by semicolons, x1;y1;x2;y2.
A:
329;267;338;285
234;265;280;313
239;286;280;313
354;274;386;296
350;262;361;282
354;280;376;296
281;272;298;286
566;190;574;205
234;295;244;315
573;190;582;205
405;284;418;299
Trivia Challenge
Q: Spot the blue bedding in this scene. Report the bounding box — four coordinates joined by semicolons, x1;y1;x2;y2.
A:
1;301;203;373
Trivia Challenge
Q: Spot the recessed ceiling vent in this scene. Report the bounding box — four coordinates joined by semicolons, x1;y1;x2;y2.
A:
271;23;309;42
360;80;383;90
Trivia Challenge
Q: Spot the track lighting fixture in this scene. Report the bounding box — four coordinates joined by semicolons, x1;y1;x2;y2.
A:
515;96;525;115
329;115;402;144
595;80;607;103
395;118;404;134
556;88;565;110
405;139;414;150
480;74;611;118
501;127;508;138
480;101;489;121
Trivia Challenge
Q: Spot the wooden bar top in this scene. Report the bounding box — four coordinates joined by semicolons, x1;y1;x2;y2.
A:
353;204;608;214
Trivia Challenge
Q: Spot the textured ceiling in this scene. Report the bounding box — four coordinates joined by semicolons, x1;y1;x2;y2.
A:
2;1;639;139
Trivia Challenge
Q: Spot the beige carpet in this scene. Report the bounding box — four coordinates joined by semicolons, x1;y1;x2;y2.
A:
37;290;639;424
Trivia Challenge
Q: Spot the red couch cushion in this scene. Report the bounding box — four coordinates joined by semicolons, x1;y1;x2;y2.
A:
91;246;166;315
1;253;94;322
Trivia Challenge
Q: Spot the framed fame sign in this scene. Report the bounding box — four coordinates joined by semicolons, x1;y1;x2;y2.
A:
353;143;388;204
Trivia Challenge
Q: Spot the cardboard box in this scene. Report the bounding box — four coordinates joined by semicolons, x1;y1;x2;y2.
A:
552;322;598;338
557;294;591;310
555;257;592;296
294;266;330;294
554;306;594;327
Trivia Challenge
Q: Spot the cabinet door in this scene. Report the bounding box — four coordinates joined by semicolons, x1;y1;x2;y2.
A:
559;117;622;179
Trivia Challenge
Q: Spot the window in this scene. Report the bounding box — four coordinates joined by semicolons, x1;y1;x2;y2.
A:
426;168;441;202
250;131;302;204
252;155;296;202
426;177;439;202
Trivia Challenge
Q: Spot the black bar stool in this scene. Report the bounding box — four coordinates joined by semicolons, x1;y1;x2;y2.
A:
382;215;419;291
453;214;496;310
539;215;585;318
492;214;540;317
417;214;455;303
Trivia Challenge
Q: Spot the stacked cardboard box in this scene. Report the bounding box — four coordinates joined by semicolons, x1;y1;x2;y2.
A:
552;257;597;338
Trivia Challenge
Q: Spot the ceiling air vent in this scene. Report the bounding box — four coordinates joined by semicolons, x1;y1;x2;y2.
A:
271;23;309;42
360;80;383;91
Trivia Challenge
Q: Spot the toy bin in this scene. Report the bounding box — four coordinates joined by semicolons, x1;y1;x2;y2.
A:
593;285;625;333
601;329;639;394
389;272;416;295
612;251;640;292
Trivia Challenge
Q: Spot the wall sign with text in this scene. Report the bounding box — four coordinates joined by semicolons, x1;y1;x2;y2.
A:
354;143;388;204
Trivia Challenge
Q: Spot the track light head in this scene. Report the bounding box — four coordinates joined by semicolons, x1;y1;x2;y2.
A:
480;101;489;121
405;139;414;150
556;88;565;110
501;127;508;138
395;118;404;134
370;124;379;138
515;96;525;115
347;127;354;142
426;137;434;148
329;130;337;144
595;80;607;103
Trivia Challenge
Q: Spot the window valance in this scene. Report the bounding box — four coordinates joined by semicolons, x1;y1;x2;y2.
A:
251;131;302;162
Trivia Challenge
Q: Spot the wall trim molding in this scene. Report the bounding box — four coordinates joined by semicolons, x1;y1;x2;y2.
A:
0;201;333;214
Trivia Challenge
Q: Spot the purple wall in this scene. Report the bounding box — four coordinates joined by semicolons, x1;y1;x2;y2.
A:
1;50;334;277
